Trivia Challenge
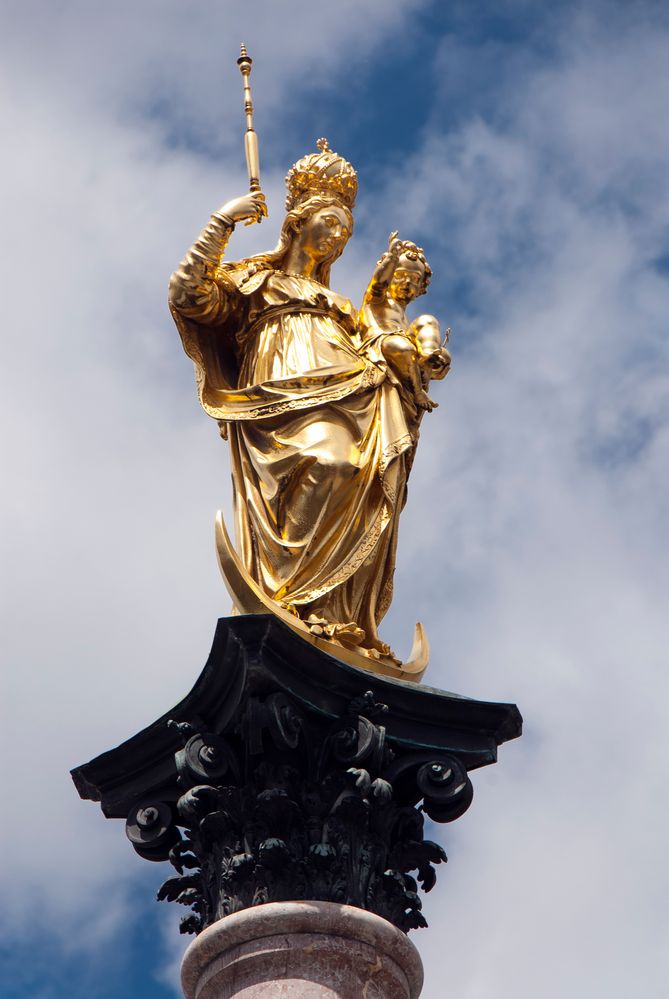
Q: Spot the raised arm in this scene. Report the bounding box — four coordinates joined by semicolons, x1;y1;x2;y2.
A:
168;192;266;325
363;231;402;305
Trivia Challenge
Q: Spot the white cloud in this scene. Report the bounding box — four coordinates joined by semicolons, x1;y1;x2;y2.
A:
0;0;431;958
379;11;669;997
1;2;668;997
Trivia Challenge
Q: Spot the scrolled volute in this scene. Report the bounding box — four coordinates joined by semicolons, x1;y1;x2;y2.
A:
328;691;389;772
125;800;180;862
241;692;308;757
265;691;306;750
384;751;474;822
175;732;239;788
416;756;473;822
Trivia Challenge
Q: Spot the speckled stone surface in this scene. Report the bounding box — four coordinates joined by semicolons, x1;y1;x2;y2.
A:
181;901;424;998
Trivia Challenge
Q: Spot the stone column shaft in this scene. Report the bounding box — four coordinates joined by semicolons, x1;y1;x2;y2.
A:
181;901;424;999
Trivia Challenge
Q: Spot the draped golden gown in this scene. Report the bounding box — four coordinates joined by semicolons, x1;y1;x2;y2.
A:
169;212;415;655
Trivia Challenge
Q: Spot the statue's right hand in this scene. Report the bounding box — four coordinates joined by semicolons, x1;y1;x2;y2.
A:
387;230;402;258
219;192;267;225
376;231;402;269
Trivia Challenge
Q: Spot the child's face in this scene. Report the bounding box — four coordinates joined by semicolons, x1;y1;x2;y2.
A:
390;256;426;303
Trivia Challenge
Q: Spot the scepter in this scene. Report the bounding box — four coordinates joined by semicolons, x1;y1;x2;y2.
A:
237;43;262;224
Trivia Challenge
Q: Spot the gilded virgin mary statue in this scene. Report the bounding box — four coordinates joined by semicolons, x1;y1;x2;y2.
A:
169;140;450;680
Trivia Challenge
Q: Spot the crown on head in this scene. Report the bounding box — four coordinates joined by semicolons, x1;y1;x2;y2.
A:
285;138;358;212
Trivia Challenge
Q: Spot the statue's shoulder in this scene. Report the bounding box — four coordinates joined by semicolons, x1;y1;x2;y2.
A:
216;260;274;296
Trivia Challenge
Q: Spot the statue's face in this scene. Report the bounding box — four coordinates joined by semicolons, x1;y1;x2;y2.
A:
390;256;426;304
296;206;351;264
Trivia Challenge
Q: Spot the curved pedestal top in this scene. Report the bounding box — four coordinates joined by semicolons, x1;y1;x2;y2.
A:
181;901;424;999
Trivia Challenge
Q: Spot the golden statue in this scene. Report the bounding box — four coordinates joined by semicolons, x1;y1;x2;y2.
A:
169;130;450;681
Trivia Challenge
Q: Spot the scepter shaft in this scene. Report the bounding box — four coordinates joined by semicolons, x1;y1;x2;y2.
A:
237;43;260;193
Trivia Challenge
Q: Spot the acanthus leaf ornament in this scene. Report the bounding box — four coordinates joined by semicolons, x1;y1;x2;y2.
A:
73;618;521;941
152;687;473;934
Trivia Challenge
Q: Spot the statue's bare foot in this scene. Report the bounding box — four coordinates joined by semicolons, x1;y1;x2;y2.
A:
415;388;439;412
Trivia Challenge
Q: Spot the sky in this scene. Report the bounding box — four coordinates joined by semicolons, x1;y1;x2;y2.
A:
1;0;668;996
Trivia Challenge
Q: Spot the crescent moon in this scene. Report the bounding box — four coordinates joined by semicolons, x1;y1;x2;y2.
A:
214;510;429;683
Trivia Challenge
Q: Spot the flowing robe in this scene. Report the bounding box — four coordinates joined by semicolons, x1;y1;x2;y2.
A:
169;212;415;650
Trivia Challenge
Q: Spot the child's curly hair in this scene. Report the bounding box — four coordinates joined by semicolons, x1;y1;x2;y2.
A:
396;240;432;294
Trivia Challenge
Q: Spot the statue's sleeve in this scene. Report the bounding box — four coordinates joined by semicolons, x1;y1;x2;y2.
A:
168;211;238;326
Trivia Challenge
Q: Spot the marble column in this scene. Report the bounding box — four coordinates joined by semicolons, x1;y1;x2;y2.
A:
180;901;424;999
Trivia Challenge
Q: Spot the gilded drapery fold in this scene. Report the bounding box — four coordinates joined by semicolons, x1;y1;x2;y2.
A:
169;214;415;653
